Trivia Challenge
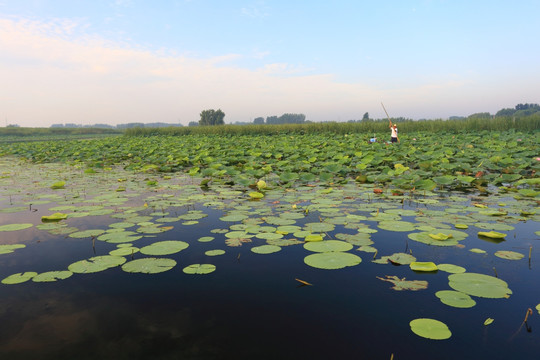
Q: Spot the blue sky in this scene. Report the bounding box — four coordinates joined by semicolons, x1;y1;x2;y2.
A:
1;0;539;126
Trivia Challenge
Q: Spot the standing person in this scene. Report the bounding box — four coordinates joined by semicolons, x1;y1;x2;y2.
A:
389;122;399;143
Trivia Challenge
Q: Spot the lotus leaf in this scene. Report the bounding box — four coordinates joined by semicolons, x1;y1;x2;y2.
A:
304;234;324;242
98;231;143;243
469;248;487;254
455;224;468;229
69;256;126;273
0;244;25;255
388;253;416;265
1;272;38;284
198;236;215;242
448;272;512;298
435;290;476;308
437;264;466;274
377;220;416;232
410;262;438;272
494;250;524;260
377;275;428;291
32;271;73;282
255;232;284;240
0;223;33;232
205;249;226;256
140;240;189;256
410;318;451;340
303;240;353;253
304;252;361;270
183;263;216;274
475;222;514;231
478;231;507;239
122;258;177;274
484;318;494;326
41;212;68;221
303;222;335;233
109;247;139;256
251;245;282;254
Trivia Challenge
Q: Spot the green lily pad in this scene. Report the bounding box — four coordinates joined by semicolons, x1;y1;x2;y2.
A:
69;229;106;238
183;263;216;274
109;247;140;256
388;253;417;265
98;231;143;243
410;262;438;272
0;223;33;232
304;222;335;233
303;240;353;253
455;224;469;229
251;245;282;254
478;231;507;239
469;248;487;254
305;234;324;242
1;271;38;284
122;258;177;274
377;275;428;291
448;272;512;299
32;271;73;282
484;318;494;326
68;255;126;273
377;220;416;232
410;318;452;340
0;244;26;255
205;249;226;256
304;252;362;270
435;290;476;308
140;240;189;256
198;236;215;242
41;212;68;221
437;264;466;274
494;250;524;260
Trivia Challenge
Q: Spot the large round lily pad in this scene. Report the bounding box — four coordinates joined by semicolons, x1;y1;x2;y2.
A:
140;240;189;256
304;252;361;270
251;245;282;254
437;264;466;274
410;318;452;340
494;250;524;260
0;223;33;232
68;255;126;273
435;290;476;308
1;271;38;284
0;244;26;255
183;263;216;274
122;258;177;274
303;240;353;253
32;271;73;282
448;272;512;299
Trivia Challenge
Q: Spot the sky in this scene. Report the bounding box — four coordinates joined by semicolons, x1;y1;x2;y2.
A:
1;0;539;127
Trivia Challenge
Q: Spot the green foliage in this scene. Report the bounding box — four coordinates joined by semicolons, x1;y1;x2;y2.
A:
199;109;225;126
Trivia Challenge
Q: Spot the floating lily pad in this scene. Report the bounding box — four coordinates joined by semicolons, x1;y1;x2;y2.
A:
205;249;225;256
0;223;33;232
122;258;177;274
1;271;38;284
140;241;189;256
32;271;73;282
448;272;512;299
198;236;215;242
69;255;126;273
377;220;416;232
109;247;140;256
388;253;417;265
69;229;106;238
304;222;335;233
377;275;428;291
410;262;438;272
304;234;324;242
303;240;353;253
41;212;68;221
0;244;26;255
251;245;282;254
410;318;452;340
304;252;361;270
469;248;487;254
494;250;524;260
183;263;216;274
478;231;507;239
484;318;494;326
435;290;476;308
437;264;466;274
98;231;143;243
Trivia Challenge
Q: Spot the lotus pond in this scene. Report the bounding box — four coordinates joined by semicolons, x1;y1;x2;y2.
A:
0;131;539;359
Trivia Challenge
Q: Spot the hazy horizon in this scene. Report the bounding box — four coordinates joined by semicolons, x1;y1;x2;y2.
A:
1;1;539;127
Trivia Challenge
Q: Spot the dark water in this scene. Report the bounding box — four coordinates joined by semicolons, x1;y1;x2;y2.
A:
1;186;539;360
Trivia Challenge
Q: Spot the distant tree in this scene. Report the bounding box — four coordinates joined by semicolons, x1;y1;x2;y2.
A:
188;121;199;127
362;112;369;121
266;113;306;124
253;117;265;125
495;108;516;117
199;109;225;126
467;112;491;119
515;103;539;111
